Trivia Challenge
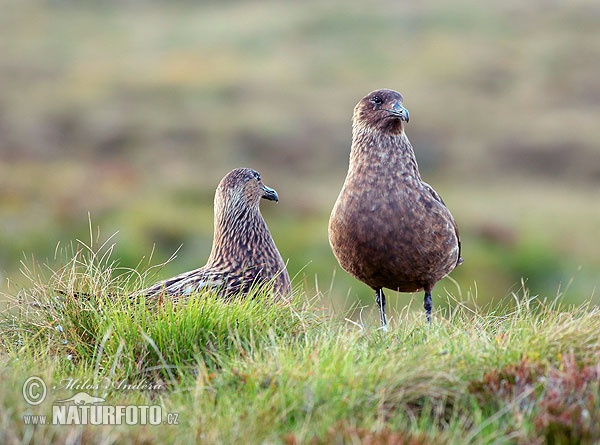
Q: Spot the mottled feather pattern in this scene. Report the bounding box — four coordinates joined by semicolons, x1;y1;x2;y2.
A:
329;89;462;327
139;168;291;301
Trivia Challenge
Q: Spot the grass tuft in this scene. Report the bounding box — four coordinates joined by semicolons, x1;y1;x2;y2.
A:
1;239;599;444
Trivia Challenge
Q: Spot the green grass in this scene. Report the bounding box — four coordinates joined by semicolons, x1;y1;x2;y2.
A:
1;241;599;444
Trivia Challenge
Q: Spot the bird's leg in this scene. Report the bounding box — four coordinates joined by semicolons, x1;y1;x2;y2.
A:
424;291;432;323
375;288;388;332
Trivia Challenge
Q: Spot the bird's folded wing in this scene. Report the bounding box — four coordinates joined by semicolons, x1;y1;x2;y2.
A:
137;267;226;298
421;181;446;206
422;181;463;266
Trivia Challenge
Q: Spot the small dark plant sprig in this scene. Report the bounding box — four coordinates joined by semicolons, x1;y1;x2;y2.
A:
534;352;600;444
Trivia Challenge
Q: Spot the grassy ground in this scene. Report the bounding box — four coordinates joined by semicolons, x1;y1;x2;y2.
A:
1;242;599;444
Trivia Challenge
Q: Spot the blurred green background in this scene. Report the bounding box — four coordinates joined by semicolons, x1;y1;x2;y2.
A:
1;0;599;318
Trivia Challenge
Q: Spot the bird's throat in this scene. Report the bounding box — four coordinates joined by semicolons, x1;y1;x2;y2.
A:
349;130;421;180
208;208;267;267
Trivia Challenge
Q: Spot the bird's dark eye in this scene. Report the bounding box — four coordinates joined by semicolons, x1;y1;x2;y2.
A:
252;171;261;181
371;96;383;105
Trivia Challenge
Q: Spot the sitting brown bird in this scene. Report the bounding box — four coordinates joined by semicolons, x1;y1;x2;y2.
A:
328;89;462;329
140;168;291;300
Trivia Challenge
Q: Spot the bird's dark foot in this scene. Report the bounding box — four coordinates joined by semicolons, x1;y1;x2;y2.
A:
424;291;432;323
376;288;388;332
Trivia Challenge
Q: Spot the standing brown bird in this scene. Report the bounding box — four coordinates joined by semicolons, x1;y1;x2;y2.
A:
140;168;291;300
329;89;462;329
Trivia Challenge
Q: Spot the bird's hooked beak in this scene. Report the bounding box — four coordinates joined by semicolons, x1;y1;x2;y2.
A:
388;102;410;123
261;184;279;202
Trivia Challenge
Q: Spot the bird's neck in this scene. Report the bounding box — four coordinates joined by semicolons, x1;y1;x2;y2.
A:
206;204;271;267
350;128;421;180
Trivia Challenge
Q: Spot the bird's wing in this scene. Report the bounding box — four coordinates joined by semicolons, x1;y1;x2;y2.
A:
422;182;463;266
421;181;446;206
138;267;226;298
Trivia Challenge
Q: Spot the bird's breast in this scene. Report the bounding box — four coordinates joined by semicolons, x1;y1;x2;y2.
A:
329;180;459;289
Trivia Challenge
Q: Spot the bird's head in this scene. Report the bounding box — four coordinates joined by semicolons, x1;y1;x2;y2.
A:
215;168;279;213
353;89;410;134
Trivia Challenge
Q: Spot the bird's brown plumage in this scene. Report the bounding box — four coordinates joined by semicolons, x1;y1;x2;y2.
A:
328;89;462;327
141;168;291;300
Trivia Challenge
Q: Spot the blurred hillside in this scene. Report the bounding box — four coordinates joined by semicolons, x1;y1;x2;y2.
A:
1;0;599;315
